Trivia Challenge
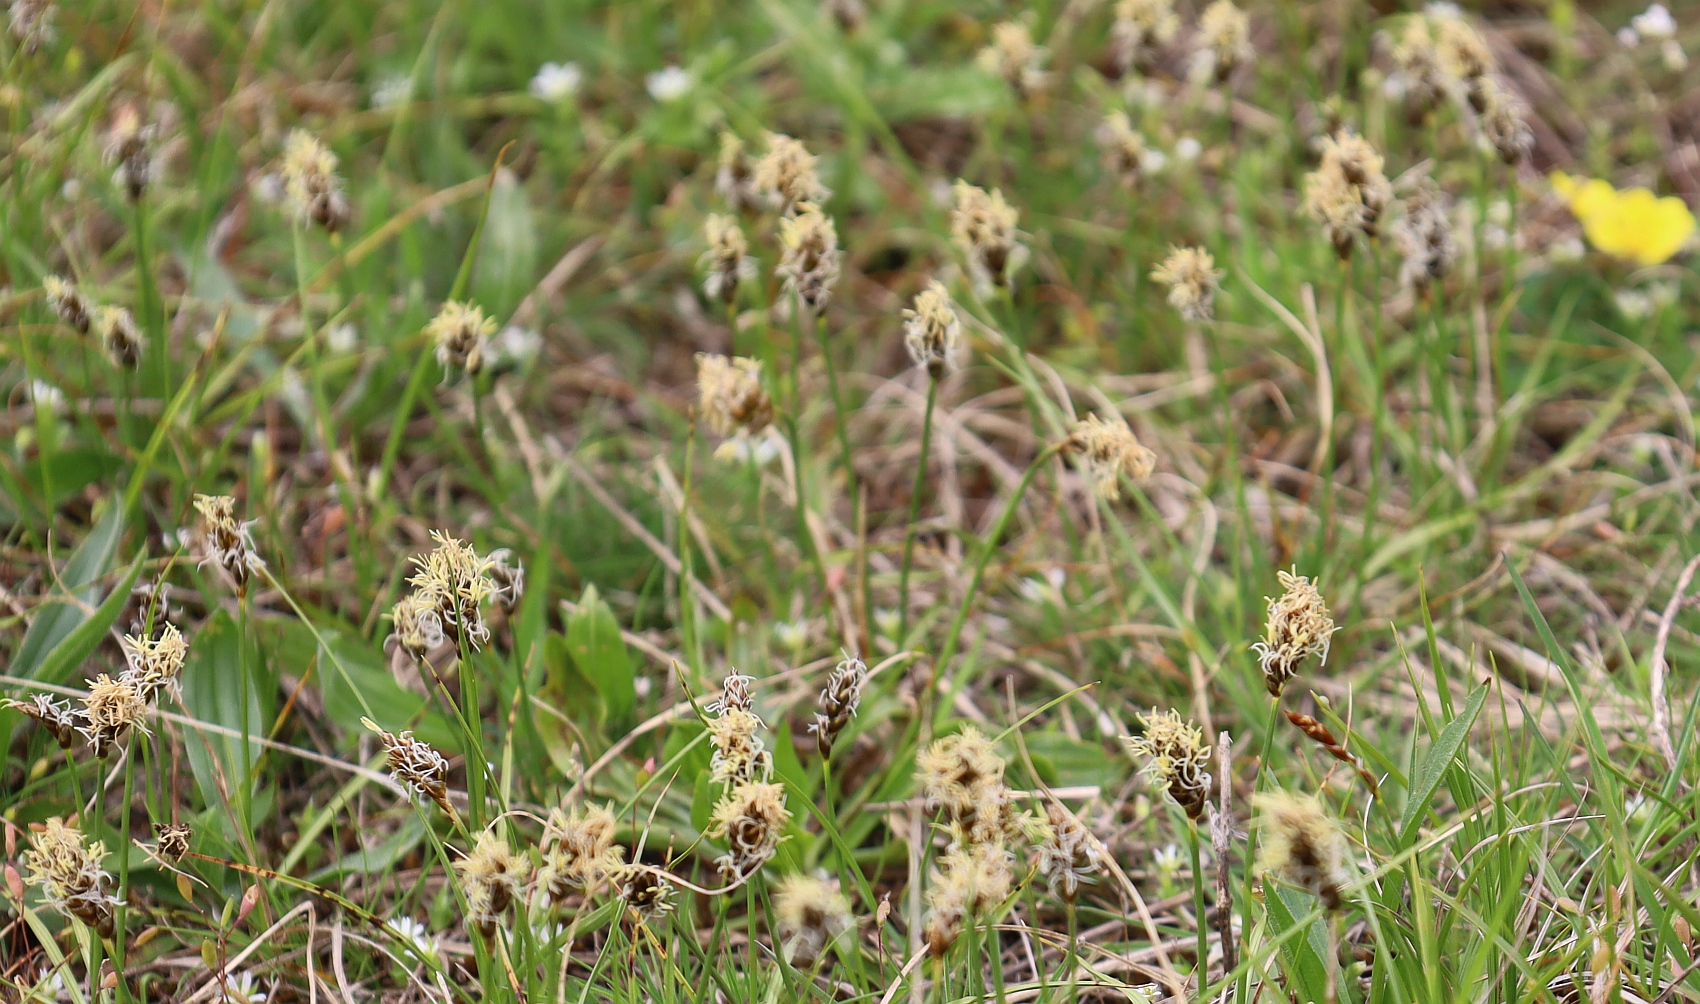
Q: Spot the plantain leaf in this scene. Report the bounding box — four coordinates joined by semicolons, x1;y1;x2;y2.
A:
564;585;635;726
1398;684;1488;844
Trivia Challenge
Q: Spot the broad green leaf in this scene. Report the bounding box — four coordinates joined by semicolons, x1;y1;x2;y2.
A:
1022;732;1124;791
181;610;266;822
11;502;125;678
1266;885;1335;1003
308;813;426;882
1398;684;1488;844
691;770;714;833
22;448;123;510
565;585;635;725
772;719;816;798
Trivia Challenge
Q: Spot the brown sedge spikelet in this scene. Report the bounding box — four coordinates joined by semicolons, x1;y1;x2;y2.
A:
700;213;757;304
1303;131;1393;259
1394;174;1457;293
385;591;447;665
774;873;853;967
715;132;760;213
810;654;867;759
43;276;92;334
364;717;457;818
6;693;81;749
79;674;150;757
1251;569;1337;697
1435;14;1494;105
427;300;495;377
456;829;532;939
1150;245;1224;322
1386;15;1448;123
1109;0;1180;75
708;779;791;878
695;353;775;460
615;865;675;923
94;305;143;369
1065;415;1156;499
485;548;525;615
923;842;1014;956
902;280;962;379
1096;111;1163;190
105;105;155;202
1284;710;1379;797
119;622;189;704
1253;791;1350;912
1473;75;1533;164
1123;708;1213;819
154;823;191;862
193;494;263;595
23;818;119;937
950;180;1026;295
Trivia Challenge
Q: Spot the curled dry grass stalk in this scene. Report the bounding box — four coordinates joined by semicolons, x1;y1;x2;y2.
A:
2;1;1700;1003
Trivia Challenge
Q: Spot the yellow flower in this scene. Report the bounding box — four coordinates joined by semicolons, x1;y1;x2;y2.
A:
1551;172;1695;266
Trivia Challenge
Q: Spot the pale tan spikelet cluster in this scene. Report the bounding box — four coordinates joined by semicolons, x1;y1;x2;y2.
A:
154;822;192;862
538;802;627;902
79;673;151;758
1066;415;1156;499
924;841;1014;956
1387;15;1449;121
775;873;853;966
1253;791;1350;912
951;181;1026;295
94;305;143;369
1251;569;1337;697
615;865;674;923
1395;175;1457;292
8;0;56;51
1123;708;1213;819
1033;800;1102;901
456;829;533;938
776;203;842;310
695;353;775;460
194;494;263;594
715;132;760;213
120;622;189;704
1109;0;1180;74
1190;0;1253;85
708;779;791;877
1303;131;1393;259
23;818;118;937
1096;111;1163;189
976;21;1047;98
410;531;498;651
1473;75;1533;164
1435;14;1494;100
1149;245;1223;321
916;727;1009;837
6;693;81;749
363;717;456;816
901;281;962;378
105;105;156;202
427;300;496;376
810;655;867;759
709;670;757;715
384;591;448;663
707;671;772;786
485;548;525;615
752;133;829;216
43;275;92;334
700;213;757;304
280;130;351;232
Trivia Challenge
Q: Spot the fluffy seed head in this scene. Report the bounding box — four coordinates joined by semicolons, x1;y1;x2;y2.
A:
385;592;447;664
105;105;155;201
775;874;853;966
695;354;774;458
1303;131;1393;258
1150;245;1224;321
1066;415;1156;499
1436;15;1494;92
1395;175;1457;291
700;213;757;303
1096;112;1164;189
1387;16;1448;120
709;780;791;877
427;301;495;376
752;133;829;216
407;531;496;650
924;842;1013;955
538;803;626;901
6;693;81;749
1123;708;1213;819
916;727;1016;846
1253;791;1350;912
1033;801;1102;901
1474;76;1533;164
776;203;842;310
94;305;143;369
1191;0;1254;85
281;130;350;231
810;655;868;758
1109;0;1180;74
154;823;192;862
364;717;455;817
715;132;760;213
119;623;189;704
80;674;150;757
456;829;532;938
194;494;262;594
43;276;92;334
977;21;1047;98
1251;569;1337;697
902;281;962;378
951;181;1026;294
23;818;118;937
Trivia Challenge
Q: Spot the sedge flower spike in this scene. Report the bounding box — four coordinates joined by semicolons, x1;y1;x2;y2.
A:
364;717;456;817
901;281;962;378
1303;131;1393;259
810;655;867;758
1150;245;1223;321
775;203;842;310
700;214;756;304
1551;172;1695;267
94;305;143;369
1395;175;1457;292
79;674;150;757
752;133;829;216
1066;415;1156;499
976;21;1047;98
194;494;263;594
774;874;853;966
119;623;189;704
456;829;532;939
43;276;92;334
280;130;351;232
1109;0;1180;74
6;694;80;749
923;842;1014;956
427;301;495;376
1033;801;1102;901
538;802;626;901
615;866;674;923
407;532;496;650
1123;708;1213;819
105;106;155;202
951;181;1027;294
23;818;118;937
1251;569;1337;697
1190;0;1254;85
1254;791;1350;912
695;354;774;460
1096;112;1165;189
709;779;791;877
715;133;760;213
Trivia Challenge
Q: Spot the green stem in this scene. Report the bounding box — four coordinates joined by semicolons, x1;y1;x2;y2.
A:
112;751;136;1004
237;596;253;841
896;376;938;645
1189;820;1208;994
